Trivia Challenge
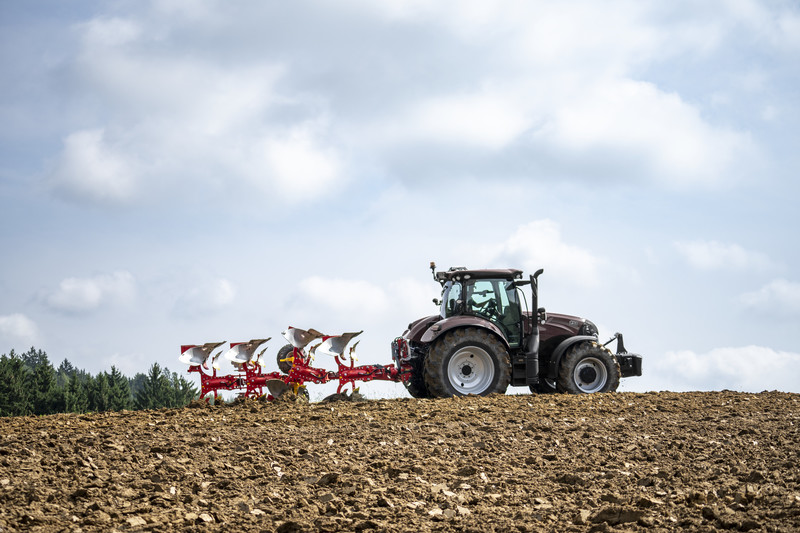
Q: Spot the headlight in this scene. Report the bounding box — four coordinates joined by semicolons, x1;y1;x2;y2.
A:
580;321;598;337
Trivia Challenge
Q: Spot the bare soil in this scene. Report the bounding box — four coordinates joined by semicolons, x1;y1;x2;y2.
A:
1;391;799;532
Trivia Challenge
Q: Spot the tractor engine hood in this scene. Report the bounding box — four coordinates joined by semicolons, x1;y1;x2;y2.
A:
535;312;598;338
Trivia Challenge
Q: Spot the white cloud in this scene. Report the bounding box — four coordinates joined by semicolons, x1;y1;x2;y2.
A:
387;278;440;320
298;276;389;316
174;278;236;318
59;15;350;206
674;240;775;271
79;16;141;48
641;346;800;393
777;11;800;49
347;2;759;187
260;125;343;201
396;88;532;149
739;279;800;317
725;0;800;51
0;314;40;346
44;271;136;314
293;276;436;326
49;129;139;204
481;220;603;286
73;14;281;126
37;1;773;211
361;0;798;60
543;78;755;187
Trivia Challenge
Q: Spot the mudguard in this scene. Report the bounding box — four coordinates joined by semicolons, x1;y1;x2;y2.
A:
544;335;598;380
419;316;510;349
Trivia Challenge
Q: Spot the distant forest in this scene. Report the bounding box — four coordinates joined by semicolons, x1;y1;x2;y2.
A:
0;347;198;417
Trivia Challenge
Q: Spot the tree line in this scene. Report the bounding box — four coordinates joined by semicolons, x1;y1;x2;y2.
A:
0;347;198;417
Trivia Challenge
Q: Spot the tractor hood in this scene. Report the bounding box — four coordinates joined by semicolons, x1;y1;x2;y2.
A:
534;312;598;339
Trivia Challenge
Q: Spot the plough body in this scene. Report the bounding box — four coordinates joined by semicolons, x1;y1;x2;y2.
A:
181;327;412;401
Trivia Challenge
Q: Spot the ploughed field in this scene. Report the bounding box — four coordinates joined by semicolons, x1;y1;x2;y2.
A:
1;391;799;532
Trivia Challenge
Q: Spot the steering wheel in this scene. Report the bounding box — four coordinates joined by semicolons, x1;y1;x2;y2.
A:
473;298;497;318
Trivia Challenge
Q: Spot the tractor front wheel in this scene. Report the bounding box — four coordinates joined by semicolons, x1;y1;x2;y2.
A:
557;343;620;394
424;328;511;398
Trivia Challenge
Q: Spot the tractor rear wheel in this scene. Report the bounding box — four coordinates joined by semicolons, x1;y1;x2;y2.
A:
404;359;432;398
557;343;620;394
424;328;511;398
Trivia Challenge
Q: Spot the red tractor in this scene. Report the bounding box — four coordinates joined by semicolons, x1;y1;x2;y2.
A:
392;264;642;398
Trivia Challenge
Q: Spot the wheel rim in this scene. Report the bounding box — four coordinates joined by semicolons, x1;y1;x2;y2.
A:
572;356;608;393
447;346;495;395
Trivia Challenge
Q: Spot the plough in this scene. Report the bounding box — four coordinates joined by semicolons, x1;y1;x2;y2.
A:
179;327;412;401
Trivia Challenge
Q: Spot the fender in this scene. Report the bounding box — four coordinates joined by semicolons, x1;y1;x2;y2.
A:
419;316;510;350
545;335;597;380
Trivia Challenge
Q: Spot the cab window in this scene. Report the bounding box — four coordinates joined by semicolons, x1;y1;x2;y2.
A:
441;281;463;318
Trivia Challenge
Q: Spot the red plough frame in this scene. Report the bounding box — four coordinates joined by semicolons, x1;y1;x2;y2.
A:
180;327;412;401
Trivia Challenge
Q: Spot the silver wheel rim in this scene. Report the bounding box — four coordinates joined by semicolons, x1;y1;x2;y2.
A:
447;346;494;394
573;356;608;393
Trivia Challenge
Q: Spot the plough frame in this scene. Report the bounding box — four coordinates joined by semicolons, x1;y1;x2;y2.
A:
182;327;412;401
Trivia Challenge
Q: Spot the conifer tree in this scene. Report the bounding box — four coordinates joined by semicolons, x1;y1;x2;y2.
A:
167;369;199;407
64;373;89;413
56;359;76;388
177;373;199;405
20;347;48;371
1;347;201;416
134;362;171;410
0;351;30;416
129;372;146;400
28;352;59;415
87;373;111;412
107;366;133;411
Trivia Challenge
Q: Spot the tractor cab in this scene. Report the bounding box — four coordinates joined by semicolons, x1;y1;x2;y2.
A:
439;275;525;348
432;266;535;349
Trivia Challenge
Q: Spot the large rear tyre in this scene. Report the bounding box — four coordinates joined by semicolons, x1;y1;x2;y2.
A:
424;328;511;398
404;359;432;398
557;343;620;394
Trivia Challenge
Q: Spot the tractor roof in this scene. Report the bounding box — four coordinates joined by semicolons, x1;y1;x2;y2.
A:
435;268;524;283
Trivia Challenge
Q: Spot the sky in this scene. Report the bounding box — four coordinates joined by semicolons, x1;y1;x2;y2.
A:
1;0;798;399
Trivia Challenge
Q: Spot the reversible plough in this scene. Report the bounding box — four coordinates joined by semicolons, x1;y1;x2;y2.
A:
180;327;412;401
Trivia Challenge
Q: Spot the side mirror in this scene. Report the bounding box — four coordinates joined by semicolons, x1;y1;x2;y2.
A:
433;298;441;306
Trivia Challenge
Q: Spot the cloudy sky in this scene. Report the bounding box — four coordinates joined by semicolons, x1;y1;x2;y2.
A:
1;1;798;398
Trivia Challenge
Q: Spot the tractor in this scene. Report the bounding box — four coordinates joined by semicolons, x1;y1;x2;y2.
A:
391;263;642;398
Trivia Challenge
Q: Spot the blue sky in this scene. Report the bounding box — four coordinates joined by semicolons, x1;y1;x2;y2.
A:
1;0;798;397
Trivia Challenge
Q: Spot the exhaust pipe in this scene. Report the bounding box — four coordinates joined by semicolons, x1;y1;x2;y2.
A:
525;269;544;385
